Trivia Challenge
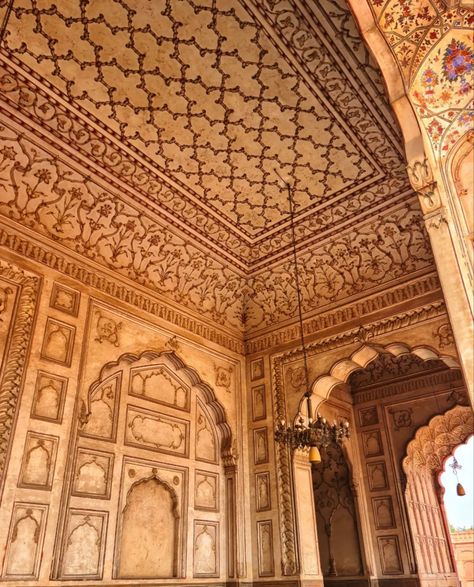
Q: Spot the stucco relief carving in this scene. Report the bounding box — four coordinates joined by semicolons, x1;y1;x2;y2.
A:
372;496;396;530
251;384;266;421
257;520;275;577
253;427;269;465
358;406;379;427
50;283;80;316
403;405;474;473
433;322;455;349
81;372;122;441
31;371;67;423
255;472;271;512
0;284;12;320
362;430;384;457
195;471;218;511
18;432;58;490
125;406;188;457
0;262;39;489
378;535;403;575
367;462;389;492
389;408;414;431
129;365;190;411
2;503;48;580
193;522;219;578
60;510;107;579
214;364;233;393
95;311;122;347
40;317;75;366
72;449;114;499
195;402;218;463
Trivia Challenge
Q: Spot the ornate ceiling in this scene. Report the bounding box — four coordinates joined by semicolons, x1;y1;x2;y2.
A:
0;0;436;334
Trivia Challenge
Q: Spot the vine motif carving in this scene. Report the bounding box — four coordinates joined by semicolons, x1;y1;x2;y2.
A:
0;260;40;491
272;355;299;576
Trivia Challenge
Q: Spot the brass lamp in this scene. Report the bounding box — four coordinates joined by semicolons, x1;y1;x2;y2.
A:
273;176;350;463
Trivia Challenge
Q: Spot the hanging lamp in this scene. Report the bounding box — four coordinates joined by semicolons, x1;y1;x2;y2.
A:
273;176;350;464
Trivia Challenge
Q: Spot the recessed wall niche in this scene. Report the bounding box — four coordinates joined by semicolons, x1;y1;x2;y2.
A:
31;371;67;423
18;432;58;490
40;318;75;366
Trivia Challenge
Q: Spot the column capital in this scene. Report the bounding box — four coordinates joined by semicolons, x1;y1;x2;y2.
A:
407;157;440;211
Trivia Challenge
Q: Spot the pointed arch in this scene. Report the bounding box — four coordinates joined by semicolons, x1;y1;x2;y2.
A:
85;349;232;459
310;342;460;411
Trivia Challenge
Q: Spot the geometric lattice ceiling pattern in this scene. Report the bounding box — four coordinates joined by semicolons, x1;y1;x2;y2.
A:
4;0;409;256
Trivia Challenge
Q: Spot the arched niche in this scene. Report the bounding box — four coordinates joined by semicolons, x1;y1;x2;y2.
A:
448;131;474;238
402;406;474;580
55;349;234;581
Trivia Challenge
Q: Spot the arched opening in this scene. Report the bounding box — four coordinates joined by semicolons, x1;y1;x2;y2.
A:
284;340;469;586
54;349;234;581
403;406;474;586
440;436;474;587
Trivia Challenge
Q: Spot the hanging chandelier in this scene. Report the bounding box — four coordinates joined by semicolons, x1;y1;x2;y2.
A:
273;176;350;464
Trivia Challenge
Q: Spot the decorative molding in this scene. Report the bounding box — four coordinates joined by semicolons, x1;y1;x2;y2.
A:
0;223;244;354
0;260;40;492
246;276;443;353
403;405;474;473
353;368;463;404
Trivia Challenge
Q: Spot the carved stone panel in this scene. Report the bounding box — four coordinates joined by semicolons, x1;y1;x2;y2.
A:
31;371;67;423
18;432;58;490
372;496;396;530
362;430;384;457
250;358;264;381
367;462;389;492
2;503;48;580
257;520;275;577
50;283;80;316
195;470;219;512
255;471;271;512
60;509;108;580
254;428;269;465
195;402;217;464
251;384;266;421
129;364;190;412
125;405;188;457
72;448;114;499
358;406;379;427
81;372;122;441
377;535;404;575
193;521;219;578
40;317;75;366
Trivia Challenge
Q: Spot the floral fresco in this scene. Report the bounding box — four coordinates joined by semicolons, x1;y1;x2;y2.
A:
367;0;473;156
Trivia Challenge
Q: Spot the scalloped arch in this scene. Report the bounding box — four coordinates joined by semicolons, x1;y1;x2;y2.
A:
308;342;459;412
86;349;232;458
403;405;473;474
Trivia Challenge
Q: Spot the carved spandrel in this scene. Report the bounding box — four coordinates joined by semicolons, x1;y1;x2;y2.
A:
18;432;58;490
31;371;67;423
2;503;48;580
40;317;75;366
125;405;188;457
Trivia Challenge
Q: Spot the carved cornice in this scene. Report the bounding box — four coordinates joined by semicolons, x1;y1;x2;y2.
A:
0;260;40;495
353;369;464;404
0;223;245;355
246;274;442;354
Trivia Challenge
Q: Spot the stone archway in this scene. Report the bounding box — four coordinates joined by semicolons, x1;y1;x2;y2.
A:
306;342;459;414
403;406;474;585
